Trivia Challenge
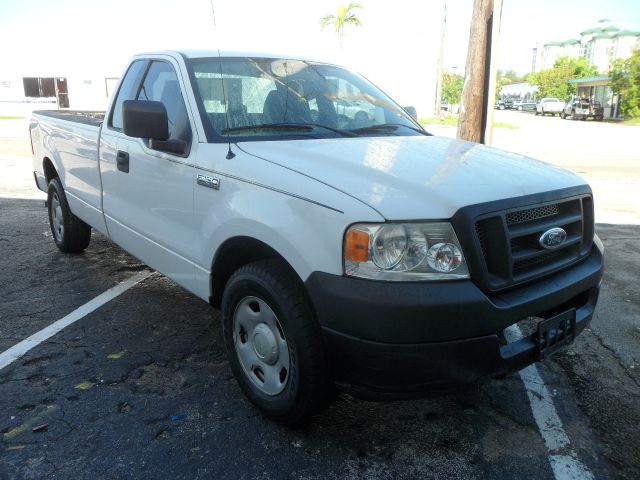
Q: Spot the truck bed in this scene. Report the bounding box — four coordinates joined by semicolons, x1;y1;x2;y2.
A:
33;110;105;127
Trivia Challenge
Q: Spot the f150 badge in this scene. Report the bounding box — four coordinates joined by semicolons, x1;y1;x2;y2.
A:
539;227;567;250
197;174;220;190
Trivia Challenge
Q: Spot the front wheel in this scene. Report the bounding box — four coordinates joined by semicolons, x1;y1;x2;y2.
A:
47;178;91;253
561;111;567;119
221;260;332;424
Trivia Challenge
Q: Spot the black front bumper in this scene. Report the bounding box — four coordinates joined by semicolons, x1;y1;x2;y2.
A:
305;243;603;400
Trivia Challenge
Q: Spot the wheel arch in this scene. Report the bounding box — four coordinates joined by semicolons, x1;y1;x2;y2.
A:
43;157;58;184
209;236;303;308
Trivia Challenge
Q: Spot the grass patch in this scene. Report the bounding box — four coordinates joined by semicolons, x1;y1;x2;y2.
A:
621;117;640;126
419;115;458;127
0;115;25;120
493;122;518;129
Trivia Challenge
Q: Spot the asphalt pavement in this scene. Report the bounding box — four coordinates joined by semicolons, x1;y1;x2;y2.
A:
1;114;639;479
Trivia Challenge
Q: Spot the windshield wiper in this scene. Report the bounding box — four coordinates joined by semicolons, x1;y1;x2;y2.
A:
351;123;431;136
222;123;358;137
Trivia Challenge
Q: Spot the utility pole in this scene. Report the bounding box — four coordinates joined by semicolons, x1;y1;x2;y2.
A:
434;0;447;116
456;0;503;144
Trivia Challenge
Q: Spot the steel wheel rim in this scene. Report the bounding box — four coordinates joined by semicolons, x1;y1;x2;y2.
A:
232;296;290;396
51;192;64;242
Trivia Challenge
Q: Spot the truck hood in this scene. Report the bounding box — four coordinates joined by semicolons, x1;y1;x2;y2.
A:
239;135;586;220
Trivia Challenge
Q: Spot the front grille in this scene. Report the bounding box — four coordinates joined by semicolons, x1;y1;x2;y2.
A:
472;195;593;291
506;204;559;225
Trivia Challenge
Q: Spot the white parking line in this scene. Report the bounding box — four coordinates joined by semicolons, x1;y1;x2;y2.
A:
0;271;151;371
505;325;594;480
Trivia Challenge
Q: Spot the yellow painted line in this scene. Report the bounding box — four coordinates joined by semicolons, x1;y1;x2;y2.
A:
3;405;57;440
107;350;127;360
74;381;95;390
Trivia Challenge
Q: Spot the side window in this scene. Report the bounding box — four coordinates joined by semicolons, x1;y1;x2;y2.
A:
137;61;192;145
109;60;146;130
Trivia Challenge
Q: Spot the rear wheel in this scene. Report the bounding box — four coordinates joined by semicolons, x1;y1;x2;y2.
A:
47;178;91;253
221;260;332;424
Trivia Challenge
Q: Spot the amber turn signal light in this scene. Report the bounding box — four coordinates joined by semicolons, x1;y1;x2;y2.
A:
345;229;370;262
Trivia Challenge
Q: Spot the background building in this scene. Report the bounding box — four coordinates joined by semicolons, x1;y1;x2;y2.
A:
500;82;539;100
534;24;639;73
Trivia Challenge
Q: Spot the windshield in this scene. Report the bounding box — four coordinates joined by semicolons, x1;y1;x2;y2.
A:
188;57;425;142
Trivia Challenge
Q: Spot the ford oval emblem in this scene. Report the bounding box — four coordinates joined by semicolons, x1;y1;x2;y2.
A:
539;227;567;250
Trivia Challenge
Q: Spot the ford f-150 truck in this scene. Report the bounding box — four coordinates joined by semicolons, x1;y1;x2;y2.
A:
30;51;603;424
535;97;564;116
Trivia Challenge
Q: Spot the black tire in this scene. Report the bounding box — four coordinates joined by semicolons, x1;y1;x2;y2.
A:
535;110;539;116
221;259;332;424
561;111;567;119
47;178;91;253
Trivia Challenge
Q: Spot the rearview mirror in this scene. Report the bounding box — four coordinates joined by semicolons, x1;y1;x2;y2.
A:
122;100;169;140
403;106;417;120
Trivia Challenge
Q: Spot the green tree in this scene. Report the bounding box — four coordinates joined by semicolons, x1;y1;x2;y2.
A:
610;49;640;118
554;56;598;78
442;72;464;104
528;56;598;100
320;3;363;48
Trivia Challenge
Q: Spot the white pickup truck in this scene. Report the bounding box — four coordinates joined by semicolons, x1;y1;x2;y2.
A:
30;50;603;424
535;97;564;116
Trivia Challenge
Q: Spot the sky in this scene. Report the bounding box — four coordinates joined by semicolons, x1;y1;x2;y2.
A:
0;0;639;113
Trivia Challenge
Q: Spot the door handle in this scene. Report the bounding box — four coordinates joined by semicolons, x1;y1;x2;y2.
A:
116;150;129;173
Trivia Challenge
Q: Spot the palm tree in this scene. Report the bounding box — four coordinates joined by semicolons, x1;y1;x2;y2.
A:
320;2;363;48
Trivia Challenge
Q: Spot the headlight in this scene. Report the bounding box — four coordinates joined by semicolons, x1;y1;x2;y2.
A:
344;222;469;281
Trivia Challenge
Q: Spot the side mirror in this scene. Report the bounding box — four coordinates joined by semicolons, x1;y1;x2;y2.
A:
122;100;186;155
122;100;169;140
403;106;417;120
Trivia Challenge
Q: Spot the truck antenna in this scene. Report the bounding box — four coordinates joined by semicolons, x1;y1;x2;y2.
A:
209;0;235;159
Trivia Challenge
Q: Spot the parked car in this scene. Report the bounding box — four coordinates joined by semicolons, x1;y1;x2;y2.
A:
561;96;604;121
30;50;603;424
514;98;537;111
495;96;517;110
536;98;564;116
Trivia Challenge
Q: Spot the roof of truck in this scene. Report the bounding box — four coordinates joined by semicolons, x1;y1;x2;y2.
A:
135;50;335;64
